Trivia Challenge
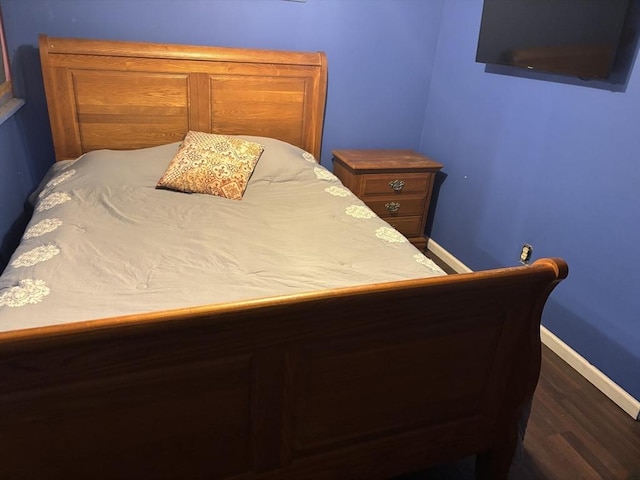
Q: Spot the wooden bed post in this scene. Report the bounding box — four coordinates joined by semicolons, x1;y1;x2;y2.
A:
476;257;568;479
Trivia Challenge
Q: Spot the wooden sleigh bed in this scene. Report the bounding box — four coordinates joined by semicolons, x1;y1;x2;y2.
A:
0;36;568;479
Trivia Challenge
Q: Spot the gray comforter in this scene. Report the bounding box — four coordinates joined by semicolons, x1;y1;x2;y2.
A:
0;137;444;332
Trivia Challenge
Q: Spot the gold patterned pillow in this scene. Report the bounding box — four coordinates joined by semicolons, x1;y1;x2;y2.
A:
156;131;264;200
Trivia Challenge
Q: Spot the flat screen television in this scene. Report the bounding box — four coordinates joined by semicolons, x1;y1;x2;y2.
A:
476;0;631;80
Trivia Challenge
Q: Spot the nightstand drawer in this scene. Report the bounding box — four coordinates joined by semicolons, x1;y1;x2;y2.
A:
384;216;422;237
365;196;426;217
359;173;431;196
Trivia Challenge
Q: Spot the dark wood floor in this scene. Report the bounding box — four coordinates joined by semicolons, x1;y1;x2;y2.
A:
402;345;640;479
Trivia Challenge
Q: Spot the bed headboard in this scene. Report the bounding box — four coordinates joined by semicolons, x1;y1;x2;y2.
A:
38;35;328;161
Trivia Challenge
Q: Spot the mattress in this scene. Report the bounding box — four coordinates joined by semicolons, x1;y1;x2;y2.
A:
0;136;444;332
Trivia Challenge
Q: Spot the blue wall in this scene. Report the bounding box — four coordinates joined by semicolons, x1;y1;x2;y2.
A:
0;0;638;400
422;1;640;400
0;81;53;270
0;111;34;270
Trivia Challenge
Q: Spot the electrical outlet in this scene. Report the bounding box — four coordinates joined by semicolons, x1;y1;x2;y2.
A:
520;244;533;265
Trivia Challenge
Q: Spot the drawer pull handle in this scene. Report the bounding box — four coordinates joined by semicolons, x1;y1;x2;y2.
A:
385;202;401;214
389;179;405;192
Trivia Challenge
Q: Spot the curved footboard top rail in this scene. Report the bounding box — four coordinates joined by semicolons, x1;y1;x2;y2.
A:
0;258;568;347
39;35;328;161
0;258;567;480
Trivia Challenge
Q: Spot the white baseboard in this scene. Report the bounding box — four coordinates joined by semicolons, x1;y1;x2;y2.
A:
426;238;473;273
426;238;640;420
540;326;640;420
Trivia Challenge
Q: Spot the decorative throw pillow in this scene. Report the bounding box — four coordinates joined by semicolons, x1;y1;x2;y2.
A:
156;131;264;200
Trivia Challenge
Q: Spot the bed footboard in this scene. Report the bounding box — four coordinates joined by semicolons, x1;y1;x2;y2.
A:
0;258;567;480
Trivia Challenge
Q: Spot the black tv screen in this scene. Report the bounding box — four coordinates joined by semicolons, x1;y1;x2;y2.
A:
476;0;630;79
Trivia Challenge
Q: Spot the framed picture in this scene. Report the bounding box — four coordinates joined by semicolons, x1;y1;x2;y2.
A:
0;6;12;102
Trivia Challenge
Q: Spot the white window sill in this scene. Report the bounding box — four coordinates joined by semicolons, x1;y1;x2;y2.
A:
0;97;25;126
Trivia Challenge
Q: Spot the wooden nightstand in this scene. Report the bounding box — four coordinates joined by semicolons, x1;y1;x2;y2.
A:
332;149;443;250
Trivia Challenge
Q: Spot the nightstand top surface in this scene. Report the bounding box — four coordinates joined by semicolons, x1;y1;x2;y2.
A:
332;149;443;172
